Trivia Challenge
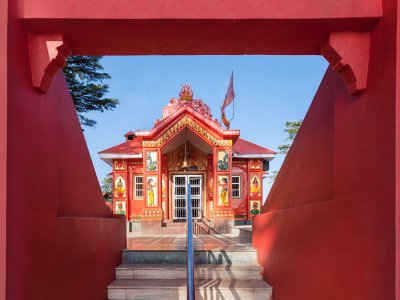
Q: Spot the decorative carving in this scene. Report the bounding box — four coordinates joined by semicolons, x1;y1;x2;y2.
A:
249;159;262;170
128;165;143;173
161;85;214;121
179;83;193;101
233;161;247;170
113;160;126;170
210;209;234;218
143;116;232;148
141;208;163;220
321;31;370;95
162;175;167;198
208;175;214;198
28;33;71;93
167;142;208;171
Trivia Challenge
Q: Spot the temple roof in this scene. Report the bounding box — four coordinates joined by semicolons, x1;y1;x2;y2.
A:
232;138;276;161
98;136;276;163
98;84;276;164
134;84;241;141
98;138;143;165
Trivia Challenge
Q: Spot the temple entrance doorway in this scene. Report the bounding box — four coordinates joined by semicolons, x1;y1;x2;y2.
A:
172;174;202;220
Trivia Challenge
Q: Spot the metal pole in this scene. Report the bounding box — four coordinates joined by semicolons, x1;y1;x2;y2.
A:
186;182;195;300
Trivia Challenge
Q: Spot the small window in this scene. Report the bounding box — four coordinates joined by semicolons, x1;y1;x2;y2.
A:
134;176;143;198
232;175;241;198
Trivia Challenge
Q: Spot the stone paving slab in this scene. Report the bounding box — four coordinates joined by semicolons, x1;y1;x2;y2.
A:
126;232;253;251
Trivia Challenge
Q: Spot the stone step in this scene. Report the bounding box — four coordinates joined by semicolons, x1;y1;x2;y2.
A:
159;228;187;234
231;225;253;243
108;279;272;300
116;263;263;280
162;222;186;227
122;249;257;265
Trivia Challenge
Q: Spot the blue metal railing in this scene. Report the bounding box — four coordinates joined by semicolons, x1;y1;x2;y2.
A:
186;183;195;300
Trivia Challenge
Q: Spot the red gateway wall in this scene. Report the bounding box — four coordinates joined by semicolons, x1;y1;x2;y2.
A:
5;12;126;300
2;0;400;299
253;7;397;296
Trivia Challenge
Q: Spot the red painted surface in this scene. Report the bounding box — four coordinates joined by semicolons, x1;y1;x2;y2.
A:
233;138;276;155
27;33;71;93
99;138;143;155
254;48;396;300
6;8;126;299
0;0;7;299
23;0;382;19
3;0;399;299
321;31;370;95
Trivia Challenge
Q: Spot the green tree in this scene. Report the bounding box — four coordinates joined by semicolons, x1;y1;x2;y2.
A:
101;176;113;203
64;56;119;128
268;120;303;183
277;120;303;154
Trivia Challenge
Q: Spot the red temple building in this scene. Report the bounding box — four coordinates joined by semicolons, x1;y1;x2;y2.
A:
99;84;276;232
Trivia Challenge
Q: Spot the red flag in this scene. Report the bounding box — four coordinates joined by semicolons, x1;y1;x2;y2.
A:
221;72;235;129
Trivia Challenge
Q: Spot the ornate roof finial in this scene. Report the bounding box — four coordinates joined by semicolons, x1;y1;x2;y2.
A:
179;83;193;102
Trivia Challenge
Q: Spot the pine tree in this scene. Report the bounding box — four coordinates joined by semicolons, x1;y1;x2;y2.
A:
64;56;119;128
268;120;303;183
277;120;303;154
101;176;113;203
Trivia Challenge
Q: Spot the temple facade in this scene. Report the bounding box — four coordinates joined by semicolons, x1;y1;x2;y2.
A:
99;84;276;232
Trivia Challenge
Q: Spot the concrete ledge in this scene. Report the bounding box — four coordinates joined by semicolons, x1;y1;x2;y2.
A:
122;249;257;265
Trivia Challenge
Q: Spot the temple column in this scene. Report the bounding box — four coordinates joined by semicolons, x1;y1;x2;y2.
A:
141;148;163;233
211;146;234;233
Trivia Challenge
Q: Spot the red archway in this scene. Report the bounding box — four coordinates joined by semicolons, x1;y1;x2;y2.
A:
1;1;398;299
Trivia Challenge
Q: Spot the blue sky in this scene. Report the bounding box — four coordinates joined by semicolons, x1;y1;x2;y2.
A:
83;55;328;196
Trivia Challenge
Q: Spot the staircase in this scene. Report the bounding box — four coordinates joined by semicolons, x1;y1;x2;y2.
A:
160;221;187;234
161;218;216;235
108;247;273;299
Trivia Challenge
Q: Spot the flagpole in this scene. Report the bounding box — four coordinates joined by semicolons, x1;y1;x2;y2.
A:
220;71;235;130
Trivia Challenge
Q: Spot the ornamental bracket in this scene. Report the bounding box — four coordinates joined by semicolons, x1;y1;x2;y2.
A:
28;34;71;93
321;31;370;96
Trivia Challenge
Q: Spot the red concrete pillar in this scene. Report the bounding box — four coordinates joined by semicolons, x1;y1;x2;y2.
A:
0;0;7;298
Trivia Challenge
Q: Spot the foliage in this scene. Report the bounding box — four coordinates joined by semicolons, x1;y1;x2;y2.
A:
269;120;303;183
64;56;119;128
277;120;303;154
267;170;279;183
101;176;113;203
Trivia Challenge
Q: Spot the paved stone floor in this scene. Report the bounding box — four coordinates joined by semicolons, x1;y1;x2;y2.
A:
126;232;253;251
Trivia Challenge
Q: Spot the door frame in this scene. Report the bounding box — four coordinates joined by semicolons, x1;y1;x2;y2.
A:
169;172;207;220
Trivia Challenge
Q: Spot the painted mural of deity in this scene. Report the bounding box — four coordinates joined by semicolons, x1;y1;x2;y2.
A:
114;176;126;198
146;176;158;207
217;150;229;171
218;176;229;206
250;200;261;215
146;151;158;171
250;175;261;197
115;201;126;215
